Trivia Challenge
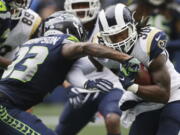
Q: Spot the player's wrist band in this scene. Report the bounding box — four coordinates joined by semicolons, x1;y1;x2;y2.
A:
127;84;139;93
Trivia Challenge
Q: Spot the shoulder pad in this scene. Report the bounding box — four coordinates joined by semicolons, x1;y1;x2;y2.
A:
149;31;168;60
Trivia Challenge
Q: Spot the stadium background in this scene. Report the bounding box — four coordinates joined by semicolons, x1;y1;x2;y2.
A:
28;0;180;134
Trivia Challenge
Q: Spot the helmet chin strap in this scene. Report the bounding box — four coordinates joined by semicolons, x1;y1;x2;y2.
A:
44;30;63;36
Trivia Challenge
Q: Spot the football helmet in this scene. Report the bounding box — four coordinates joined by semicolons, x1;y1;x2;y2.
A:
64;0;101;23
7;0;32;9
98;3;137;54
42;11;87;41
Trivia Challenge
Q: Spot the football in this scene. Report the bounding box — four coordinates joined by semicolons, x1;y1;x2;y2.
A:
135;64;153;85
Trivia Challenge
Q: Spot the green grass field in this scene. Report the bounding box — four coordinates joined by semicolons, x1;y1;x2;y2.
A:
32;103;129;135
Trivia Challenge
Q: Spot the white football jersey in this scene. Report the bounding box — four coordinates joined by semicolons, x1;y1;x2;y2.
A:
93;26;180;102
130;27;180;103
0;9;41;60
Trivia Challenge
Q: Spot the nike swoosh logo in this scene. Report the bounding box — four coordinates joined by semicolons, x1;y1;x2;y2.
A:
119;77;125;81
155;35;161;41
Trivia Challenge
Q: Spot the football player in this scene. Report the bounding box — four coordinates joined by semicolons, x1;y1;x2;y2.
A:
95;3;180;135
55;1;124;135
128;0;180;72
0;0;37;68
0;11;140;135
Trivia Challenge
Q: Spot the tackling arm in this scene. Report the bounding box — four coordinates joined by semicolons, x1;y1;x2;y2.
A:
62;42;132;62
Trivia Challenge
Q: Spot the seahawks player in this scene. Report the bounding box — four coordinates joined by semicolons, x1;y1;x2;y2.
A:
0;11;140;135
95;3;180;135
55;1;124;135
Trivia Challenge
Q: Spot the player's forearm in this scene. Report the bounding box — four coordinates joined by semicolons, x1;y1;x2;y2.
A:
137;85;170;103
82;43;132;62
0;56;11;68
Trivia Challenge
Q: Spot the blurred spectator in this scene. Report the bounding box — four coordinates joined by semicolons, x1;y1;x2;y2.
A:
55;0;66;10
101;0;130;8
30;0;58;19
129;0;180;72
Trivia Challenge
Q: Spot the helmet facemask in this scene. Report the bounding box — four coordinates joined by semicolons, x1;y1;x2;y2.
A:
100;22;137;54
98;4;138;54
8;0;31;9
10;8;22;20
64;0;101;23
8;0;31;20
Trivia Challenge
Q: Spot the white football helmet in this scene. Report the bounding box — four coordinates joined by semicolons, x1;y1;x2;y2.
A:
8;0;32;9
64;0;101;23
9;0;32;20
98;3;137;54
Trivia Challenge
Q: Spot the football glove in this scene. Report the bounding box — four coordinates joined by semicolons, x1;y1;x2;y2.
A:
121;57;140;75
84;78;114;93
68;87;99;108
119;58;140;92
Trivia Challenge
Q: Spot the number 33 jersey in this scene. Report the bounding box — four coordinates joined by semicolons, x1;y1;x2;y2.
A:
0;9;41;60
0;34;76;110
131;26;180;103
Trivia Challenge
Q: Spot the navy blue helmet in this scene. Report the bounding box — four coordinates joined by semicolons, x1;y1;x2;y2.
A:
42;11;87;41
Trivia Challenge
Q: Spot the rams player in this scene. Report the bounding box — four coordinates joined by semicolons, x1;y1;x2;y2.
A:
95;3;180;135
0;0;40;68
55;1;124;135
0;11;140;135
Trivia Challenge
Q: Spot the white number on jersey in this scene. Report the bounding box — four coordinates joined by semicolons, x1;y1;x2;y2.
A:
2;46;48;82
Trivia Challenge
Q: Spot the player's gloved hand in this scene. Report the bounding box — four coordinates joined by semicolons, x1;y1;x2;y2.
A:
84;78;114;93
121;57;140;74
68;87;99;108
119;58;140;93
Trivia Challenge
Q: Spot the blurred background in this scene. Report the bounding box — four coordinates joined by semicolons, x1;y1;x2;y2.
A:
28;0;180;134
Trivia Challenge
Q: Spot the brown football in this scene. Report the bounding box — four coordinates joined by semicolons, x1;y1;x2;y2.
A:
135;64;152;85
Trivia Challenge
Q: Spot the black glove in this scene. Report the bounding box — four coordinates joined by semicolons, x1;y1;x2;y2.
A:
84;78;114;93
68;87;99;108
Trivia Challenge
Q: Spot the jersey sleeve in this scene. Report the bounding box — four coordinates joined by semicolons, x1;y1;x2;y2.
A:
29;12;42;39
66;60;89;88
149;31;168;61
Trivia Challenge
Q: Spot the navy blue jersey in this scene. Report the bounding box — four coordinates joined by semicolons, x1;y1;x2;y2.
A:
0;34;78;110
